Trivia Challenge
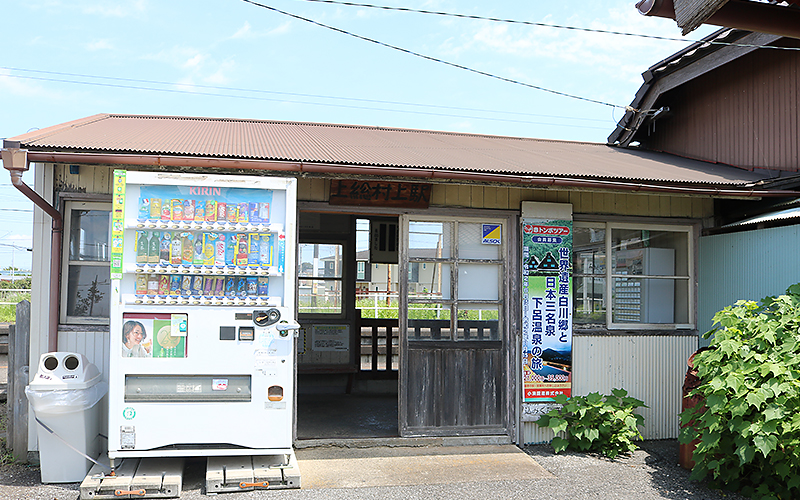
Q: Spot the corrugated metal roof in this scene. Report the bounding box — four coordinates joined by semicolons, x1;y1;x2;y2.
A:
7;113;770;186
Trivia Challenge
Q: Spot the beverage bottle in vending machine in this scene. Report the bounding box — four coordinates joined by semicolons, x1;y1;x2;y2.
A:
182;233;194;265
161;199;172;220
171;233;182;265
183;199;195;221
138;198;150;221
203;233;216;266
225;233;236;266
236;234;248;267
205;200;217;222
150;198;162;220
227;204;238;223
148;231;160;264
171;199;183;221
147;274;159;295
215;234;226;266
136;231;149;264
217;202;226;222
160;232;171;265
193;233;205;266
136;274;148;296
248;234;260;267
195;200;205;221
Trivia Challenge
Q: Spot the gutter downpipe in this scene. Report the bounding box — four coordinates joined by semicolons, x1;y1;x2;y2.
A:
25;151;800;199
2;146;62;353
636;0;800;39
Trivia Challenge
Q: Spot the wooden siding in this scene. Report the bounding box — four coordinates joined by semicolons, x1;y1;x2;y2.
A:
51;165;711;219
299;180;712;219
642;37;800;171
53;164;113;194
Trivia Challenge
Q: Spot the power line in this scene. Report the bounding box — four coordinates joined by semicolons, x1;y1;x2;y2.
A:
241;0;629;110
0;67;610;124
0;73;611;131
295;0;800;51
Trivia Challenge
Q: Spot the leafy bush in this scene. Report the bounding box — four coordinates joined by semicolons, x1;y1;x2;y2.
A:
537;389;646;458
680;284;800;500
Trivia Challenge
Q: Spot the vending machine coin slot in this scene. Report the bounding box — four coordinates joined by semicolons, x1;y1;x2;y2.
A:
253;309;281;327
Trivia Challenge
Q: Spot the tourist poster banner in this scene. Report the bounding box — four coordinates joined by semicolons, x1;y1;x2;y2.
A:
521;218;573;402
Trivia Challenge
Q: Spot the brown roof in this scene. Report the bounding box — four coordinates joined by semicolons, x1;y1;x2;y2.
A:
7;113;770;186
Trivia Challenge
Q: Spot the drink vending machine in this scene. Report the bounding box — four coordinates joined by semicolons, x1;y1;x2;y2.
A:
108;171;299;469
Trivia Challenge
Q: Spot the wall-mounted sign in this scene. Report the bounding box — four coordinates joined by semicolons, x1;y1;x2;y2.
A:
330;180;431;208
311;324;350;351
521;204;573;403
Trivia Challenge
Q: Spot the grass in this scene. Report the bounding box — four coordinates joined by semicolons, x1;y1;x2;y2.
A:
0;291;31;322
0;402;13;466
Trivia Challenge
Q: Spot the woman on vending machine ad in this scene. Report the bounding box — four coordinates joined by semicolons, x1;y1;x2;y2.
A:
122;320;152;357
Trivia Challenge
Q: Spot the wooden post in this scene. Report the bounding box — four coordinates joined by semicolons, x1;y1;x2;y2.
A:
8;299;30;463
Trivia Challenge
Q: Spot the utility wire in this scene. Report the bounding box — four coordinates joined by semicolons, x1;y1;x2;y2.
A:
2;74;611;130
0;67;609;124
295;0;800;51
241;0;629;110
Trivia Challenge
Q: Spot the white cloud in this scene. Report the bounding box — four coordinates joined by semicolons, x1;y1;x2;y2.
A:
230;20;291;39
183;54;205;70
81;0;147;17
86;39;114;51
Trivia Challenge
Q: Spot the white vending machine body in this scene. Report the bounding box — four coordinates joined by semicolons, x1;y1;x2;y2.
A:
108;171;297;459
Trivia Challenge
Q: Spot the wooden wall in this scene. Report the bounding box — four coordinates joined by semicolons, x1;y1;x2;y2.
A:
297;177;713;219
640;37;800;172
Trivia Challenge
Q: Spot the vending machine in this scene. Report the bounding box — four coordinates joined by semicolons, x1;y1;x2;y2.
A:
108;171;298;461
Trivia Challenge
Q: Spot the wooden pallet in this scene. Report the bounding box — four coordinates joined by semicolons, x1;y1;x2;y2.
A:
80;456;183;499
206;453;301;494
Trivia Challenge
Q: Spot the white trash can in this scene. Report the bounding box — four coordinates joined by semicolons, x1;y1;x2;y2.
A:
25;352;107;483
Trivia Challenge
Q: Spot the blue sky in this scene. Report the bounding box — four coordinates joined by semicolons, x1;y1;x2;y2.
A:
0;0;715;270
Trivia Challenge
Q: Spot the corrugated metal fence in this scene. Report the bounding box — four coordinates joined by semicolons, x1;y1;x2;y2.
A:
698;225;800;346
524;334;697;444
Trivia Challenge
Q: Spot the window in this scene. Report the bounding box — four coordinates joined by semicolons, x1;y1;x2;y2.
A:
406;219;505;341
298;243;343;315
61;201;112;324
573;221;694;329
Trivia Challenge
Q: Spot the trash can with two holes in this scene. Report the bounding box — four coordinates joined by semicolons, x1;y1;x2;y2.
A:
25;352;107;483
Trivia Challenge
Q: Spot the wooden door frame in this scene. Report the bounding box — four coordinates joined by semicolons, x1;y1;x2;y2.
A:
398;211;519;441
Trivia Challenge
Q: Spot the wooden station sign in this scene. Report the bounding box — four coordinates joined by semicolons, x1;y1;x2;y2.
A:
329;180;431;208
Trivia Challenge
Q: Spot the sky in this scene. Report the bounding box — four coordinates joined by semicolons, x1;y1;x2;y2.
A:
0;0;717;271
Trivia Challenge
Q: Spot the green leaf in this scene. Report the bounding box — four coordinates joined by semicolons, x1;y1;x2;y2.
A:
753;434;778;457
735;444;756;465
549;417;568;435
763;405;785;422
746;391;767;409
551;436;569;454
611;388;627;398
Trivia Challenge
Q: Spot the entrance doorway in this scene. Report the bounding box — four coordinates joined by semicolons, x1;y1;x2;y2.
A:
295;213;400;440
294;210;514;442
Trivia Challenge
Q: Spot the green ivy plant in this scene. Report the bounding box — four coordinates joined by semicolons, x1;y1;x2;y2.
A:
680;284;800;500
536;389;646;459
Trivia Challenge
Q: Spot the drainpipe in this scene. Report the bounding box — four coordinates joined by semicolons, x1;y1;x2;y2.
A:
636;0;800;39
2;144;62;353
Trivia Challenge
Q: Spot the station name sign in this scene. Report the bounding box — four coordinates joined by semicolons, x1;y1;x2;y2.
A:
329;180;431;208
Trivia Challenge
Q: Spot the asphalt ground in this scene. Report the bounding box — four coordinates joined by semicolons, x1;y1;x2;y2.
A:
0;437;747;500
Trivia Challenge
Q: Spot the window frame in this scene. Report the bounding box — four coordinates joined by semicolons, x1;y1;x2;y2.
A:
573;220;695;330
60;200;112;325
297;241;346;319
405;216;507;343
